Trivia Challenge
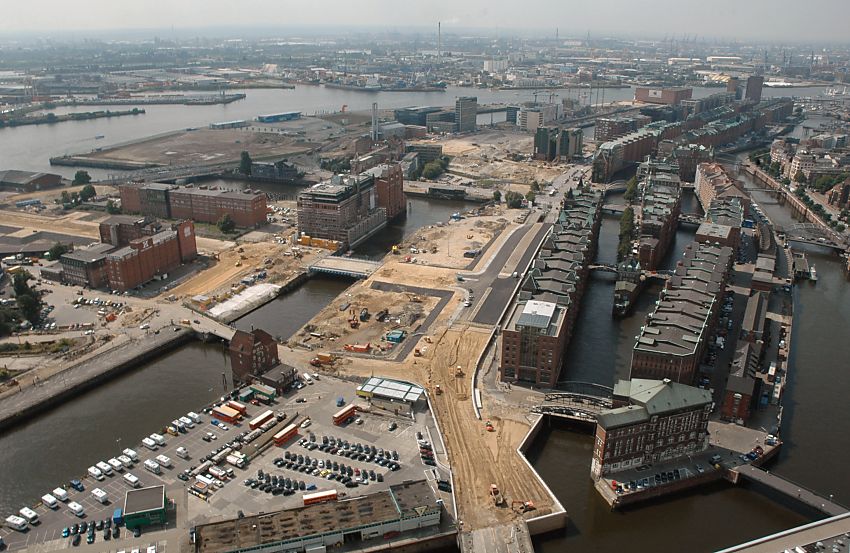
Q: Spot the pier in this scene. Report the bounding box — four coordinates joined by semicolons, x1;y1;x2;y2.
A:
730;465;848;516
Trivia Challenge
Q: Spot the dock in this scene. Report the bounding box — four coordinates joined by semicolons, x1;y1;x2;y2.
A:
309;256;383;279
730;465;848;516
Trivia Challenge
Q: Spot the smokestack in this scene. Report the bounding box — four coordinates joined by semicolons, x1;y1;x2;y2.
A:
438;22;441;65
371;102;379;142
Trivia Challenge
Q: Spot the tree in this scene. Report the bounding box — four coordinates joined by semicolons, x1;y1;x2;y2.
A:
504;191;524;209
60;191;72;205
421;160;444;180
72;170;91;185
530;180;540;192
48;242;70;260
217;213;236;233
12;271;33;298
106;200;121;214
617;207;635;261
492;190;502;202
79;184;96;201
240;151;253;175
17;294;41;325
525;190;536;203
794;170;807;184
623;176;638;202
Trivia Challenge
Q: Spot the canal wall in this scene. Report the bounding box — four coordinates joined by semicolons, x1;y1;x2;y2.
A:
0;329;196;434
517;415;569;535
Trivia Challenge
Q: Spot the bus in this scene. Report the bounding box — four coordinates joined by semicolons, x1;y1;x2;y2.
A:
302;490;338;506
273;424;298;446
248;409;275;430
332;404;357;426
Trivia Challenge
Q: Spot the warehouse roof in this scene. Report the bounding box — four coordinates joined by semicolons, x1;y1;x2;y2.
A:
124;485;165;515
357;377;425;404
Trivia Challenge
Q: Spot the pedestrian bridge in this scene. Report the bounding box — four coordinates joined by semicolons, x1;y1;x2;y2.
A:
732;465;848;516
530;382;614;422
309;256;383;279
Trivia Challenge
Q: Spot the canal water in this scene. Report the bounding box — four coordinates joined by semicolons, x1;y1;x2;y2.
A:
530;162;850;551
0;85;819;180
0;342;232;515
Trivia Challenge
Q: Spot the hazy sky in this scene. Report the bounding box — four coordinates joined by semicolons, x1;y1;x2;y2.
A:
3;0;849;43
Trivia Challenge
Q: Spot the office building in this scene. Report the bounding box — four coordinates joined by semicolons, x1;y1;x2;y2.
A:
591;378;712;479
534;127;561;161
745;75;764;103
519;103;561;132
500;192;602;386
123;486;168;530
229;328;280;384
297;173;387;249
405;143;443;164
455;96;477;133
394;106;443;126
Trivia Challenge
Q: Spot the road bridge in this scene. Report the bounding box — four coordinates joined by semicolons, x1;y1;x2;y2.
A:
777;223;847;251
308;256;382;279
530;383;613;422
732;465;848;517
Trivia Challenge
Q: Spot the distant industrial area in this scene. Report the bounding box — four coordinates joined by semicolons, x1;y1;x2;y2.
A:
1;24;850;553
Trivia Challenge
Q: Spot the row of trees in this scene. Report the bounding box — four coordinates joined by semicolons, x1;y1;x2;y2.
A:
793;186;847;232
617;207;635;261
623;176;639;203
421;156;451;180
12;271;42;327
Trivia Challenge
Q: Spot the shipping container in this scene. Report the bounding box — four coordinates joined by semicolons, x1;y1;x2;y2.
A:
248;409;275;430
249;383;276;400
226;401;247;415
212;405;240;424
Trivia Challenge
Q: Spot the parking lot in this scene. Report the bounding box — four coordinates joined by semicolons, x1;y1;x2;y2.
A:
1;374;452;552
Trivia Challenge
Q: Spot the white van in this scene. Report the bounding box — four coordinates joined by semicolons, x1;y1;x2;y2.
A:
155;454;173;468
118;455;134;468
52;487;69;502
91;488;108;504
142;437;158;451
96;461;114;476
149;433;166;446
5;515;27;531
68;501;85;517
123;473;141;488
176;447;189;459
108;458;124;472
41;494;59;509
19;507;38;524
88;465;105;480
144;459;161;474
302;373;314;385
179;416;195;428
187;412;201;423
123;448;139;462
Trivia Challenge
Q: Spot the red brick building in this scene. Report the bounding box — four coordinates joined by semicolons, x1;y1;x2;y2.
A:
591;378;712;479
229;329;280;384
99;215;157;246
119;183;268;228
369;164;406;221
104;220;196;292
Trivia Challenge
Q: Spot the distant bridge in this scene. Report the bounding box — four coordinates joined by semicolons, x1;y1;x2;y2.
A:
309;256;382;279
777;223;847;251
733;465;848;516
588;264;672;280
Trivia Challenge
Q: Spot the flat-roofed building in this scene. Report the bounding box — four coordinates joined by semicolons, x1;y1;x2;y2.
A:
635;86;693;106
119;183;267;227
123;485;167;530
0;170;63;192
193;480;440;553
59;243;114;288
591;378;712;479
297;173;387;249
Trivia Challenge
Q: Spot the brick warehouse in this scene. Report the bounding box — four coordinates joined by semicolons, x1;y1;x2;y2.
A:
229;328;281;385
104;220;197;292
119;183;268;227
366;163;406;221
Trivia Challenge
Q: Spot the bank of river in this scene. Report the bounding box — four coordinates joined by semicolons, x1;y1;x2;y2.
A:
0;342;232;515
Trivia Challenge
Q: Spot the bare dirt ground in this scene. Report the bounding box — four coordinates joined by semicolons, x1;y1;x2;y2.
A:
399;211;512;269
168;241;321;300
0;209;100;238
82;128;317;166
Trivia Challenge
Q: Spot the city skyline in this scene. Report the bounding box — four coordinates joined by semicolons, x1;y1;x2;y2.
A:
2;0;850;44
